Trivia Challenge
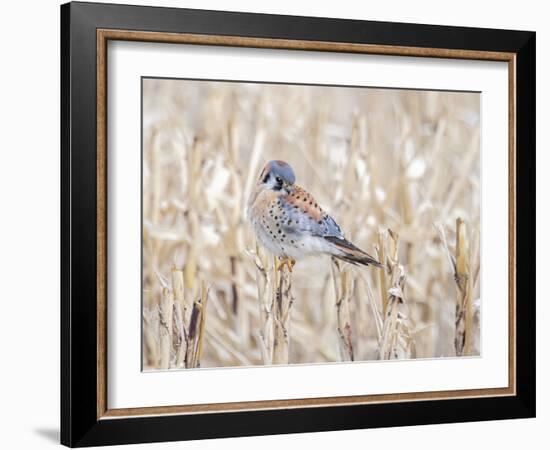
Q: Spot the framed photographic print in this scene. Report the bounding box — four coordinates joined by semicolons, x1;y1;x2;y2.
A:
60;1;536;447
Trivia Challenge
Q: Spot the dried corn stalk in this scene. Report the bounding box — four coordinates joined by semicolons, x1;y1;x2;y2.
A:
378;230;413;359
454;218;473;356
249;246;294;365
249;245;275;364
272;260;294;364
331;259;355;361
183;282;209;368
152;269;209;370
159;287;174;369
376;229;389;317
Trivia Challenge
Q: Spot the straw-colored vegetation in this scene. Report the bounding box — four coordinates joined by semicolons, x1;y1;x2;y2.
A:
142;79;480;370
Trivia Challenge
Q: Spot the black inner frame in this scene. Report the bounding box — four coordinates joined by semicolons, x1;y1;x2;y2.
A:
61;2;535;447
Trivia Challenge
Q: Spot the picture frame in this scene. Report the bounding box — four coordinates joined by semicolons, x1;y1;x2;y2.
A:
60;1;536;447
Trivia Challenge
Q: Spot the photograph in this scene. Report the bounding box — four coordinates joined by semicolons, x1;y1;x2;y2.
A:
141;78;481;370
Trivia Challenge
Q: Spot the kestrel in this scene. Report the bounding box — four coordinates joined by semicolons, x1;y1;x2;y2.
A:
247;160;382;270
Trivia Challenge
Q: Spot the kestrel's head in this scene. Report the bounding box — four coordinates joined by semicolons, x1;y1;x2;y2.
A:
258;160;296;192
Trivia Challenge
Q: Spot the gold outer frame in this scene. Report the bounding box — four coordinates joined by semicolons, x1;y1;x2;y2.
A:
96;29;516;420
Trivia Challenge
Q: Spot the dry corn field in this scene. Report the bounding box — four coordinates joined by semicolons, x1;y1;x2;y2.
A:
142;78;481;370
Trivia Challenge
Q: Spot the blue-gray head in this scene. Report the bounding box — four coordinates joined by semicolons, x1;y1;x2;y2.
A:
258;160;296;192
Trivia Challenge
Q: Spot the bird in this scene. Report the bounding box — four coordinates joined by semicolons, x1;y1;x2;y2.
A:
247;160;382;271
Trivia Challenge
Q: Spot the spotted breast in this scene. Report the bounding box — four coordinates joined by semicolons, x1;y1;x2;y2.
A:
249;185;343;260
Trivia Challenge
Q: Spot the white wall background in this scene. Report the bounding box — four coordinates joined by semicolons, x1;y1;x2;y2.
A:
0;1;545;448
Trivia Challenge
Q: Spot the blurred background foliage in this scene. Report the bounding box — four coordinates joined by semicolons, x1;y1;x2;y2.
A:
142;79;480;370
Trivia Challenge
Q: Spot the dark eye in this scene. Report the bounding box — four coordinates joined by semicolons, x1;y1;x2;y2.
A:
275;176;283;184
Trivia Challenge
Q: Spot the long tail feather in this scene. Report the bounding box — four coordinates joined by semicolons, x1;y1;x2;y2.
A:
324;236;383;268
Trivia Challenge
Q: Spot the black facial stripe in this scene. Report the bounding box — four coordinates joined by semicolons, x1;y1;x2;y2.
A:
262;173;270;183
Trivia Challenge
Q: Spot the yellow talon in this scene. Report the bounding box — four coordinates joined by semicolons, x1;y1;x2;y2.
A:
276;257;296;272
